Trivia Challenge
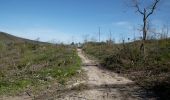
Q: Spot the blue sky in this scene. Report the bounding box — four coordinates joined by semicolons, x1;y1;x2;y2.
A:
0;0;170;43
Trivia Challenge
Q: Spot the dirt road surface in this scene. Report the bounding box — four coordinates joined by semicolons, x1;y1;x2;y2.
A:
53;49;153;100
1;49;154;100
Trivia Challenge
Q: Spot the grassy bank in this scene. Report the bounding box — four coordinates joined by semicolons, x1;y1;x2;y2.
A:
0;40;81;95
83;39;170;99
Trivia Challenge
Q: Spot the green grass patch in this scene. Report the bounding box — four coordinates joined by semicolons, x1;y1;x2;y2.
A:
0;40;81;95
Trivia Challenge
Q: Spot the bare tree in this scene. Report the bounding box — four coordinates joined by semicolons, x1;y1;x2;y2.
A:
83;34;89;43
98;27;101;42
90;36;97;42
107;30;113;45
131;0;160;57
161;24;169;39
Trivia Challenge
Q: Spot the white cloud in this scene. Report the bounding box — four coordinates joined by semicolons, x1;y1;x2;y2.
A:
116;21;130;26
112;21;133;30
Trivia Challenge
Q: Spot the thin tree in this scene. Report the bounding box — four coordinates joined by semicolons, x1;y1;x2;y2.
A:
98;27;101;43
109;30;112;45
83;34;89;43
98;27;101;56
131;0;160;58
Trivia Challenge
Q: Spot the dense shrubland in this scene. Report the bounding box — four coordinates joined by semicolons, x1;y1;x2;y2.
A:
83;39;170;99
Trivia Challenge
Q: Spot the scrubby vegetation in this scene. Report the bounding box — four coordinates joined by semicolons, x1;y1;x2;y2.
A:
83;39;170;99
0;32;81;95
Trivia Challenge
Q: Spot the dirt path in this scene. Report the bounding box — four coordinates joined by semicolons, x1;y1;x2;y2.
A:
52;49;151;100
2;49;153;100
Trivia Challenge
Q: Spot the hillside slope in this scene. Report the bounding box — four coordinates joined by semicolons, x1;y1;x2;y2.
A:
0;32;28;43
0;32;82;97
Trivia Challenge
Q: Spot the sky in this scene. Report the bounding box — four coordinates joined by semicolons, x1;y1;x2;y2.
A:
0;0;170;43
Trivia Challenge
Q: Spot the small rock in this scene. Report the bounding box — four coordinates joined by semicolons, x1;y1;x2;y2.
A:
77;70;81;73
45;76;53;81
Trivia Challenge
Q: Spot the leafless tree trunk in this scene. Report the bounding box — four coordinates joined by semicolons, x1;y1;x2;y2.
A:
132;0;160;58
83;34;89;43
98;27;101;56
98;27;101;42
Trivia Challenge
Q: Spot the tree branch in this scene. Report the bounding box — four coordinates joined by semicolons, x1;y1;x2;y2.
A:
133;0;144;15
146;0;160;18
135;4;144;15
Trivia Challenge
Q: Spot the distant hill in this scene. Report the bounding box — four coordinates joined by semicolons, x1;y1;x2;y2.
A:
0;31;47;44
0;32;25;42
